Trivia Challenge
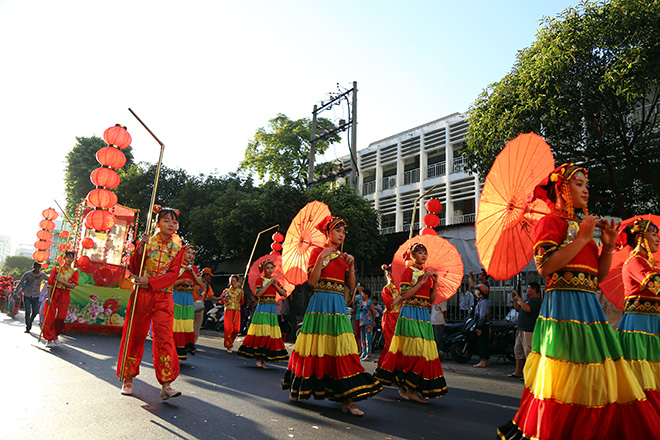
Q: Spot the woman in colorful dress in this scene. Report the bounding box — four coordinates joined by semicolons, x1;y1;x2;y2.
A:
172;244;202;361
282;216;382;416
237;259;289;368
117;207;184;400
377;264;401;366
498;164;657;439
220;275;244;353
356;288;377;361
43;251;79;347
375;243;447;403
616;218;660;412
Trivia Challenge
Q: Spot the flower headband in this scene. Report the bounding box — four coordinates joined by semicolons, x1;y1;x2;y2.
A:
616;218;658;249
533;163;588;208
315;215;347;234
153;204;180;216
402;243;426;261
259;258;274;273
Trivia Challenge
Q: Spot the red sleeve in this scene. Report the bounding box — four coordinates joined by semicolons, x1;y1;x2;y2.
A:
308;246;323;274
47;268;57;286
192;265;200;275
399;267;413;292
256;278;264;289
70;271;79;287
129;240;144;275
382;285;394;309
148;250;184;292
533;215;567;269
628;257;660;295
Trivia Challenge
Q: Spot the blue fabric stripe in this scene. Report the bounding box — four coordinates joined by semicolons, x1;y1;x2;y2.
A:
399;305;430;322
540;289;608;324
618;313;660;336
173;290;193;306
305;290;349;315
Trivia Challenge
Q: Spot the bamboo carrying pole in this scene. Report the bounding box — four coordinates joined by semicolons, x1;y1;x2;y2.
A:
118;108;166;382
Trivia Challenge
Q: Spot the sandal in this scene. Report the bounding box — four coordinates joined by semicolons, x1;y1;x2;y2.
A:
341;401;364;416
408;392;428;404
121;380;133;396
398;387;410;400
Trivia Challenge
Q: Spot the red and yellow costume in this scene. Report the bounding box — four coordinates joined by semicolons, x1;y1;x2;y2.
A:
499;211;658;439
237;277;289;362
43;265;79;341
282;246;382;402
375;266;447;398
172;265;200;361
377;282;401;366
116;234;183;384
221;286;244;349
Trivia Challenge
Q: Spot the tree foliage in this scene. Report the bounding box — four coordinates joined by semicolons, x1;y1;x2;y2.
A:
240;114;342;190
2;255;34;280
464;0;660;217
64;136;134;215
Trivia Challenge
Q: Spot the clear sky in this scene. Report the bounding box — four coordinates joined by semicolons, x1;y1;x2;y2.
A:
0;0;578;253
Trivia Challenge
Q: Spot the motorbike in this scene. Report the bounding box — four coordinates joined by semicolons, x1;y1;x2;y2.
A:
447;317;516;364
204;302;225;331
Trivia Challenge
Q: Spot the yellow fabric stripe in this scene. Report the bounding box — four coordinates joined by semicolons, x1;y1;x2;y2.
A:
388;334;439;361
294;332;358;357
247;323;283;338
628;359;660;391
173;320;194;332
524;351;646;406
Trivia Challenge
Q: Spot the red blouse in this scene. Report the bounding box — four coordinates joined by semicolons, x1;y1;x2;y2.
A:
48;266;79;292
400;266;433;306
256;277;281;303
622;252;660;315
308;246;349;294
382;283;401;314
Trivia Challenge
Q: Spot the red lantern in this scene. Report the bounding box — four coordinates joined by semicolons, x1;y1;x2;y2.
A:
87;188;118;209
56;256;64;265
33;250;50;262
423;213;440;228
90;167;121;189
103;125;132;149
85;209;116;231
425;198;443;213
420;227;437;236
41;263;48;269
35;240;52;250
37;230;53;240
58;244;66;252
77;255;91;267
96;146;127;169
39;219;55;230
59;230;69;239
42;208;58;220
272;232;284;242
127;243;136;252
81;237;95;249
271;242;283;252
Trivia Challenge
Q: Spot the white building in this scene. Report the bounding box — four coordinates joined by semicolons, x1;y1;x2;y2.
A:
0;235;11;267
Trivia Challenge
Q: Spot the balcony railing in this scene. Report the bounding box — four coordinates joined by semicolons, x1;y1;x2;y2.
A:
427;161;446;179
380;226;396;235
382;176;397;190
403;168;420;185
452;213;476;224
451;156;467;173
362;180;376;195
401;222;420;234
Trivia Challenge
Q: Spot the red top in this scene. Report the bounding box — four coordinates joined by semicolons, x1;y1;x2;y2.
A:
382;283;401;314
534;211;599;293
400;266;433;301
256;277;281;302
48;266;79;292
622;252;660;315
174;265;200;293
308;246;349;294
131;235;183;293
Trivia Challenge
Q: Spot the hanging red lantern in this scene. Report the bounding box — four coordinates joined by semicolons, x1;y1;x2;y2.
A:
37;230;53;240
87;188;118;209
42;208;58;220
271;242;283;252
41;263;48;270
420;227;437;236
423;213;440;228
33;250;50;262
425;198;443;213
90;167;121;189
77;255;91;267
56;256;64;265
81;237;94;249
58;244;66;252
103;125;132;149
39;219;55;230
85;209;116;231
35;240;52;250
272;232;284;242
127;243;136;252
96;146;127;169
59;230;69;239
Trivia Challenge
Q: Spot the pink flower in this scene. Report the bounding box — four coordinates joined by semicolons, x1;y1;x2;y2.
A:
104;308;113;316
77;317;86;323
89;294;99;302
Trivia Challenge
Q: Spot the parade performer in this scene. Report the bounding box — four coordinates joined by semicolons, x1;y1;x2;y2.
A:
282;216;382;416
375;243;447;403
498;164;658;439
220;275;244;353
616;218;660;412
117;208;184;400
172;244;202;361
377;264;401;366
43;251;78;347
237;259;289;367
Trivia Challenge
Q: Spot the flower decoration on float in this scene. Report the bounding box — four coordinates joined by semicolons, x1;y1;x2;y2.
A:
270;231;284;255
84;124;131;232
420;198;443;236
33;207;59;263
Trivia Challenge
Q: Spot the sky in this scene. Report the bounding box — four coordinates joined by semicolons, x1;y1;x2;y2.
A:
0;0;579;253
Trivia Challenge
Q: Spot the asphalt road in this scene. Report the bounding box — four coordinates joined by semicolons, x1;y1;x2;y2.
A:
0;312;525;440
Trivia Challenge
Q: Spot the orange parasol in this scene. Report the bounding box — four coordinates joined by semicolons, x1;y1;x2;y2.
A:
248;254;295;299
281;201;331;285
475;132;555;280
600;214;660;310
391;234;464;304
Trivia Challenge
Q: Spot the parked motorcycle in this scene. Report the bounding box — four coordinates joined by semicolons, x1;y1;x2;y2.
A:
204;302;225;331
447;317;516;364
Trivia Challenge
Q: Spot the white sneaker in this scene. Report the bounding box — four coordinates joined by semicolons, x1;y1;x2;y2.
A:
54;337;62;346
46;340;55;348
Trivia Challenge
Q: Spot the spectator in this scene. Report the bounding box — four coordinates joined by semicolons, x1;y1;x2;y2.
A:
473;288;491;368
15;262;48;333
430;300;448;360
509;282;542;378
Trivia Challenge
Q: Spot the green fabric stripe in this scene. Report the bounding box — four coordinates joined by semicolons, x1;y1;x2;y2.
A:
617;331;660;362
173;305;193;320
251;312;278;326
300;312;353;337
394;316;434;340
534;318;623;363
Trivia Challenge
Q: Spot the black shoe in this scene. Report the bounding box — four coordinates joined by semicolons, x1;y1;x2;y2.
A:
24;329;30;333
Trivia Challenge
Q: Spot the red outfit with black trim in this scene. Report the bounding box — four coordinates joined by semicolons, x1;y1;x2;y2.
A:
117;234;183;385
43;265;79;341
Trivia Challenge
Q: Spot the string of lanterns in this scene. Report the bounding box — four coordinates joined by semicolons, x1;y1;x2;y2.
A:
270;232;284;254
420;198;443;236
33;208;58;263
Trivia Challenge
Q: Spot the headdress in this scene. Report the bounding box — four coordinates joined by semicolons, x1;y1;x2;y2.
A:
259;258;275;273
533;163;588;218
402;242;426;262
315;215;347;235
153;205;180;217
617;218;658;263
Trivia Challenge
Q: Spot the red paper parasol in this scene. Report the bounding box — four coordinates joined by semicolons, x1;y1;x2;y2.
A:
475;132;555;280
391;234;464;304
281;201;331;285
248;254;294;298
600;214;660;310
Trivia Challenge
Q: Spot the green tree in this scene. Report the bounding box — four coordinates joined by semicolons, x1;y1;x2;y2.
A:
464;0;660;218
2;255;35;280
240;114;342;190
64;137;134;215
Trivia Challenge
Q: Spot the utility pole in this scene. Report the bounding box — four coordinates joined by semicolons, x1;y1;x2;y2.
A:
349;81;358;189
308;104;318;187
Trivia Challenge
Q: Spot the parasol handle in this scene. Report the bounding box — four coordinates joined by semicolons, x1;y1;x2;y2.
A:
241;224;279;289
